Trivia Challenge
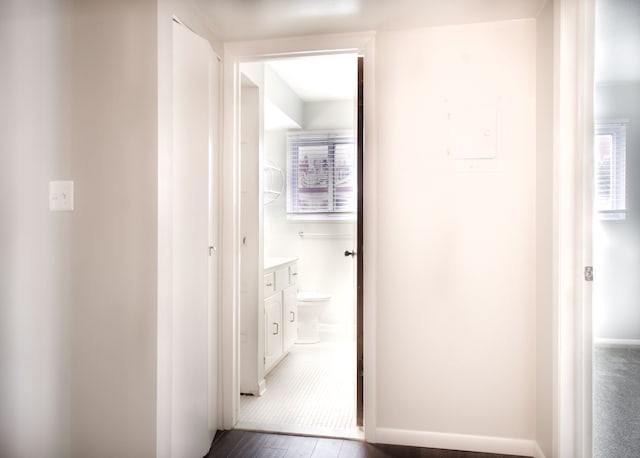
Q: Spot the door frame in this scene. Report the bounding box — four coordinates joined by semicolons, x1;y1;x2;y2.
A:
553;0;595;456
580;1;595;456
220;32;378;441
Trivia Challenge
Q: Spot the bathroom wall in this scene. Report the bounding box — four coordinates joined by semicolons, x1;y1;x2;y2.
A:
264;92;356;333
593;82;640;341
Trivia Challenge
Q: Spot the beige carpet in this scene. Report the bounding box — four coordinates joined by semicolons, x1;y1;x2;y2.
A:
593;345;640;458
237;331;361;439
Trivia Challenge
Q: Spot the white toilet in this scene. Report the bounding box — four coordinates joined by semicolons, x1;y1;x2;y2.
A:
296;291;331;344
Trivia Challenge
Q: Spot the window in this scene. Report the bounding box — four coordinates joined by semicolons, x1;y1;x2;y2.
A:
594;121;627;220
287;131;355;220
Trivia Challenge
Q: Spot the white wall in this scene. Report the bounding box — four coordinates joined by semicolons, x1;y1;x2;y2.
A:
593;82;640;341
55;2;159;456
374;20;537;453
265;65;304;126
1;1;159;456
305;100;354;130
264;98;356;331
1;1;224;457
0;2;71;456
536;2;555;457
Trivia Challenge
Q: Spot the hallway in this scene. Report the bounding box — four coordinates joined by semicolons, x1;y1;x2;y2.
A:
205;430;533;457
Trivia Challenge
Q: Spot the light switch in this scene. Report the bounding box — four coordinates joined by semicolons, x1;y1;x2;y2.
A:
49;181;74;211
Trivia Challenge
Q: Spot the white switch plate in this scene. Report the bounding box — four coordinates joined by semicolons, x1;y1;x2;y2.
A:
49;181;74;211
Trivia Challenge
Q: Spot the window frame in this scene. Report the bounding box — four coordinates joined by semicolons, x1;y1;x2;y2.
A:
594;120;627;221
286;130;356;221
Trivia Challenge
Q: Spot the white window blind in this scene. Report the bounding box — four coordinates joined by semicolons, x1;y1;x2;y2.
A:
594;122;627;220
287;132;355;219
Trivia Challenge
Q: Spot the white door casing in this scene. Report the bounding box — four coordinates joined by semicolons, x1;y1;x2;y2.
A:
221;34;377;440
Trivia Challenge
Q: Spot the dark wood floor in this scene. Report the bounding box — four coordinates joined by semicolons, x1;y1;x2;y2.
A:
205;430;532;458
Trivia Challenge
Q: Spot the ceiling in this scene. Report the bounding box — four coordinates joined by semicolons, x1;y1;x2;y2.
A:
266;54;357;102
200;0;547;102
194;0;547;42
595;0;640;83
193;0;640;84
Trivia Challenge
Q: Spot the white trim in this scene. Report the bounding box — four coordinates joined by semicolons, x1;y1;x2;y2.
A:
553;0;595;457
577;1;595;457
533;441;548;458
257;379;267;396
577;0;595;457
224;31;376;60
361;35;377;444
220;32;377;436
553;0;578;454
594;338;640;347
375;428;540;457
553;0;595;456
221;43;241;430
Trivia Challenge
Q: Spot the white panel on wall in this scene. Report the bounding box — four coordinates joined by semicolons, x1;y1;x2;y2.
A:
446;98;498;160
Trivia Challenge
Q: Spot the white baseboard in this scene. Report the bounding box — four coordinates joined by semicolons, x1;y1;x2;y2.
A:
594;338;640;347
532;442;547;458
375;428;541;457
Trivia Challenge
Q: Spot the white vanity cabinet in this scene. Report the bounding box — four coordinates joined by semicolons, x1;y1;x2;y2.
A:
283;285;298;351
264;293;283;371
263;258;298;374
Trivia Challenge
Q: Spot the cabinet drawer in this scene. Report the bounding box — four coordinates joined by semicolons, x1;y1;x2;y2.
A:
264;272;275;296
275;264;299;290
275;267;289;290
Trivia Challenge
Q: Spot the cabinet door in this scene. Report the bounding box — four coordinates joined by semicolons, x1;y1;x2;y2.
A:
283;285;298;352
264;293;283;373
289;262;299;285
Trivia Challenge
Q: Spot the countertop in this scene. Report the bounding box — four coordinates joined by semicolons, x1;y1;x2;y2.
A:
264;257;298;272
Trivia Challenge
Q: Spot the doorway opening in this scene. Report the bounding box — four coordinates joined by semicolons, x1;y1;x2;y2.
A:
236;53;363;439
591;0;640;456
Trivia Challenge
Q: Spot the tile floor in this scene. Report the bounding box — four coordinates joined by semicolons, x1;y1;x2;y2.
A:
237;330;362;439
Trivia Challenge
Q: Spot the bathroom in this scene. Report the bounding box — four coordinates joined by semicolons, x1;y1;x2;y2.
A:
237;54;361;438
